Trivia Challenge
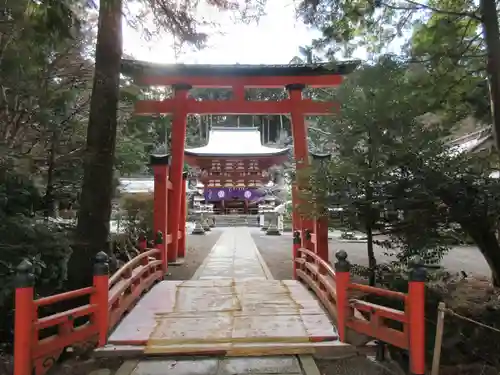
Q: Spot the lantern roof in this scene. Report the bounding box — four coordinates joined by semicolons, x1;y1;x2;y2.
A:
185;127;289;158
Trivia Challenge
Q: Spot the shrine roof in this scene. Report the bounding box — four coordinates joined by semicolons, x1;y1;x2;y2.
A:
185;127;289;157
121;59;360;78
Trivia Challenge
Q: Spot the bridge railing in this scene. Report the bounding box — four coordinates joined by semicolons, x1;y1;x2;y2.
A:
295;247;426;375
13;232;169;375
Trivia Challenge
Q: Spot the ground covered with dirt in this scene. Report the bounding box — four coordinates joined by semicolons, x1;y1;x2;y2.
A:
251;229;294;280
251;228;491;277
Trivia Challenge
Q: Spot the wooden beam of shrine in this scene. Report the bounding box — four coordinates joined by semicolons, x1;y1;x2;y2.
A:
135;99;338;115
137;75;343;88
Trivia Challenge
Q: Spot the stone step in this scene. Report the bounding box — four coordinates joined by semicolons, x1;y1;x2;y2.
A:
213;215;260;227
104;355;311;375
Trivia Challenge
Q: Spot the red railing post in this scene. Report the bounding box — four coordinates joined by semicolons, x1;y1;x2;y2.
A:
138;233;147;252
151;154;169;267
291;184;301;234
92;251;109;347
408;256;427;375
314;216;329;263
304;228;312;250
310;153;331;263
334;250;351;342
292;230;301;279
155;231;167;275
14;259;35;375
177;171;188;260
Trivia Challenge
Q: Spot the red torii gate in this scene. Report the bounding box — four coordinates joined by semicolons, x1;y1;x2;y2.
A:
122;59;359;268
12;61;428;375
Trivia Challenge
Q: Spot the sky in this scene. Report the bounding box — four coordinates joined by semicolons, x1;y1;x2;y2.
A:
122;0;367;65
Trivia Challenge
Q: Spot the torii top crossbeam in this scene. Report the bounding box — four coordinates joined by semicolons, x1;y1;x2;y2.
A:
121;59;359;88
122;59;359;115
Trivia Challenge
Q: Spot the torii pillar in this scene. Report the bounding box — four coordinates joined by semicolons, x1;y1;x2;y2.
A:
176;171;188;262
167;83;191;264
150;154;170;274
286;84;314;250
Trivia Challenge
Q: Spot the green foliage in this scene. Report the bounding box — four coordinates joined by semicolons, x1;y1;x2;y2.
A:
0;154;72;345
120;195;154;239
298;0;489;125
300;59;500;371
304;57;500;274
408;0;488;122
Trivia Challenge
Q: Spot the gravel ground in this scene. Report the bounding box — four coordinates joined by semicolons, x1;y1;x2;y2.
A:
251;228;491;278
316;357;403;375
165;229;223;280
251;229;295;280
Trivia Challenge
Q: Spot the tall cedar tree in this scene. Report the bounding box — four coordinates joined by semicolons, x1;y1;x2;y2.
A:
73;0;267;286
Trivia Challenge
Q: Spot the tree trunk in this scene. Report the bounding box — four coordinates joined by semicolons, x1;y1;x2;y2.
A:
44;128;57;219
460;220;500;287
366;131;376;286
365;186;376;286
480;0;500;150
71;0;122;287
436;183;500;286
366;221;376;286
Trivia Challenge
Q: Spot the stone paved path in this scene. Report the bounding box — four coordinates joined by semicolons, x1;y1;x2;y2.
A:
191;227;273;280
112;356;308;375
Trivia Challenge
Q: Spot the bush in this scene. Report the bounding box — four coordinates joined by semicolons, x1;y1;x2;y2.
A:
430;276;500;370
119;194;154;240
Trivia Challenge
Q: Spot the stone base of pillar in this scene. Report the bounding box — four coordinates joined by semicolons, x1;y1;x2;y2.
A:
209;217;215;228
202;220;211;232
168;257;185;266
191;221;205;235
266;225;281;236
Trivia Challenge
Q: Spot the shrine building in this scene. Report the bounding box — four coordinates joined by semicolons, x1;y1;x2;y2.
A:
185;127;288;214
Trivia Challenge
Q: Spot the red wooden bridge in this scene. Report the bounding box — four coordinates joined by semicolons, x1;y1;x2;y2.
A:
14;225;426;375
13;61;426;375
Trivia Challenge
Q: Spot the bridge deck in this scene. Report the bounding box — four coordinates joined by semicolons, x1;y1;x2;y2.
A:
104;228;340;356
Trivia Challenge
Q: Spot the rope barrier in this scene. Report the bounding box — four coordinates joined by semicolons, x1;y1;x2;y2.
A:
442;306;500;334
433;301;500;375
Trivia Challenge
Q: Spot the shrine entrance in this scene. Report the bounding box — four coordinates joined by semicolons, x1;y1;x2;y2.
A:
123;60;357;266
12;61;428;375
184;126;289;216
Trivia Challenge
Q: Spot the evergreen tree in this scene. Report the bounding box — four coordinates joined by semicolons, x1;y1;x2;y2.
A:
304;56;500;285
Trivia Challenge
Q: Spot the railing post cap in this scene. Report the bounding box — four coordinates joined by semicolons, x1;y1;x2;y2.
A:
409;255;427;282
335;250;348;261
334;250;351;272
304;229;311;240
293;230;301;244
155;231;164;245
94;251;109;276
15;259;35;288
95;251;109;262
